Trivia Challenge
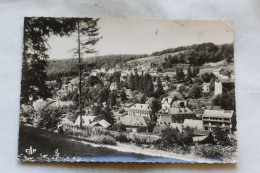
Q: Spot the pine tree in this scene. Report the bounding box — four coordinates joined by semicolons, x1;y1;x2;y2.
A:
138;72;144;91
156;77;164;96
120;90;127;102
109;91;117;108
128;72;135;91
134;71;139;91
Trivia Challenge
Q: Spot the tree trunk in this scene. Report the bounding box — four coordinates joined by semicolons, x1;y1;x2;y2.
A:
77;20;83;129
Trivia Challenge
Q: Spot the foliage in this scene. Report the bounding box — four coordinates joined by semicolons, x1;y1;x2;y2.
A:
199;132;216;144
161;43;234;68
188;84;202;99
136;126;147;133
195;144;237;160
63;123;91;137
113;133;130;143
21;17;100;104
37;105;64;130
120;90;127;102
213;90;236;110
109;122;126;132
214;127;229;143
91;134;117;145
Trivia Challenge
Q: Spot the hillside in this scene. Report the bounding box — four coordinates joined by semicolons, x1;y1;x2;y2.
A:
46;42;234;80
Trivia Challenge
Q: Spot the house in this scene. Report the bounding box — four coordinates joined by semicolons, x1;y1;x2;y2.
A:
183;119;204;130
89;119;111;129
160;97;175;113
170;123;183;132
61;83;77;93
202;110;234;133
172;100;189;108
158;107;196;124
120;115;149;132
128;104;152;118
214;79;235;96
202;83;211;93
75;115;97;127
110;82;118;91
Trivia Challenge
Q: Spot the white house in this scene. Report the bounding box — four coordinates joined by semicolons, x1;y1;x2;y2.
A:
214;80;223;95
202;83;211;93
161;97;175;113
75;115;97;127
110;82;118;91
128;104;152;118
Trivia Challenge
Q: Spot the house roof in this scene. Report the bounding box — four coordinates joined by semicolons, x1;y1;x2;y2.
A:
203;110;234;119
161;97;174;105
129;104;152;111
158;115;172;123
89;119;111;128
120;115;149;127
170;123;183;132
183;119;204;130
169;107;194;115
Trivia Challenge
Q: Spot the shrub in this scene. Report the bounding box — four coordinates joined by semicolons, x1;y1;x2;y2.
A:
136;126;147;133
113;133;130;143
92;134;117;145
63;124;91;137
109;122;126;132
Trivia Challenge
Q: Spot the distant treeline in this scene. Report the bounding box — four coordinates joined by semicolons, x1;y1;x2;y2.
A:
47;43;233;80
161;43;234;68
47;54;148;80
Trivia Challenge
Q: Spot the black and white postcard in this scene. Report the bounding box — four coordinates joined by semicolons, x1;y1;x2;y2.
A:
18;17;237;163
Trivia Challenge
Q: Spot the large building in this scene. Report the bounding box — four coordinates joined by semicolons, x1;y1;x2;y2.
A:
128;104;152;118
158;106;196;124
120;115;149;132
202;110;234;133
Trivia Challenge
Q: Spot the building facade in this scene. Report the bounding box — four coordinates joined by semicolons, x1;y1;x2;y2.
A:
202;110;234;133
128;104;152;118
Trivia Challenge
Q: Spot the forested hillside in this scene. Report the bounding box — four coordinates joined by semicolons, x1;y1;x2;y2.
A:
47;43;233;80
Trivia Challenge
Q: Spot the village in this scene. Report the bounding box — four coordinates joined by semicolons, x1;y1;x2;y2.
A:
42;59;236;148
18;18;237;162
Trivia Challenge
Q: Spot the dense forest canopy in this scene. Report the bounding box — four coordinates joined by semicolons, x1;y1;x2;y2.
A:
47;42;233;80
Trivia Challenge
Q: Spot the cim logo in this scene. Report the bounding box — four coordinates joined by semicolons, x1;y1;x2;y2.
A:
25;146;36;155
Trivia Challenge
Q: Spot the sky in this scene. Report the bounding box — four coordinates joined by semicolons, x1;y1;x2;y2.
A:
47;18;233;59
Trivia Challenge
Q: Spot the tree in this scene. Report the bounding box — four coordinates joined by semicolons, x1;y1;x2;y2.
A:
120;90;127;102
150;99;162;128
102;105;116;125
128;72;135;91
109;91;117;108
165;75;170;82
201;73;211;83
185;66;193;84
139;94;146;104
73;18;101;128
214;127;229;142
156;77;164;97
188;84;202;99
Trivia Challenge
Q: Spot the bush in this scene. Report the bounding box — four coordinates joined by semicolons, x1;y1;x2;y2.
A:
109;122;126;132
113;133;130;143
92;134;117;145
136;126;147;133
63;124;91;137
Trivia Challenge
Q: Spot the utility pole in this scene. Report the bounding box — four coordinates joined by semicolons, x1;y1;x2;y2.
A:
77;19;83;129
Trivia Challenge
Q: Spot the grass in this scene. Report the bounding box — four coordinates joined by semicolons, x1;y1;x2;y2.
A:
18;124;167;161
